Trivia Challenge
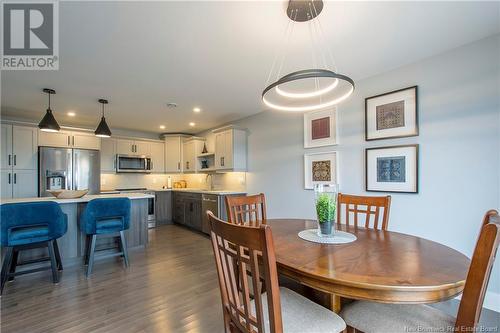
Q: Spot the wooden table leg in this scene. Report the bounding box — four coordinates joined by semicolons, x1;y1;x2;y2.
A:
329;294;342;313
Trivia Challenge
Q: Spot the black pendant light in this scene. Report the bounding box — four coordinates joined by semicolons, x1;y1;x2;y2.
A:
262;0;354;112
38;88;60;132
95;99;112;138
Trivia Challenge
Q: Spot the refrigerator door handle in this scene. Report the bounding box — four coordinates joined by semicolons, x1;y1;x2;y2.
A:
74;152;79;190
67;149;73;190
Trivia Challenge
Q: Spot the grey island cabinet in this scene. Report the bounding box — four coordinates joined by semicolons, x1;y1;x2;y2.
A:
0;193;152;266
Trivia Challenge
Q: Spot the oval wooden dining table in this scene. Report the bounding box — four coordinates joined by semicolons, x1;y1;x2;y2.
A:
266;219;471;312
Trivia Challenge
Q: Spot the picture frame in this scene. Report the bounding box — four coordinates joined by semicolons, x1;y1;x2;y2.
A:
365;86;418;141
304;151;339;190
304;108;338;148
365;144;419;193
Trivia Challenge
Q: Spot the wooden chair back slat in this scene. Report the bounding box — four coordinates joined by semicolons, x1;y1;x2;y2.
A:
455;210;500;332
207;211;282;333
337;193;391;230
226;194;267;226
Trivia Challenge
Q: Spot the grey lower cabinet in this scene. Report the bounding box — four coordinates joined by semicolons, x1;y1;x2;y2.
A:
155;191;172;225
172;192;203;232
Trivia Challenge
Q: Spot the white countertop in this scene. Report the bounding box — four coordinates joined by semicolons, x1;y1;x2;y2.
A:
0;192;154;205
151;188;247;195
100;188;247;195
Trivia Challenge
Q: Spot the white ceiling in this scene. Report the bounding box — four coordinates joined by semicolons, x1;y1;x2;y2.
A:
2;1;499;134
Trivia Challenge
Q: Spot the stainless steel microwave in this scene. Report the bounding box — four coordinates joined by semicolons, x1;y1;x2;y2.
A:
116;154;152;173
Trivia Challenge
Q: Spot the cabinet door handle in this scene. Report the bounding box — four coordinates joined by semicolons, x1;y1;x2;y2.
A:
13;155;16;166
8;155;11;166
178;162;180;170
186;161;189;170
8;173;11;184
72;136;75;146
13;173;16;184
68;136;70;146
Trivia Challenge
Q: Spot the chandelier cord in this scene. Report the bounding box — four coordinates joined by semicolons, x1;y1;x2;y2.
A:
311;1;337;72
276;8;297;81
265;13;293;86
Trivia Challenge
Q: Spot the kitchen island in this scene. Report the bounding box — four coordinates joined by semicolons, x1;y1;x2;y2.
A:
0;193;153;266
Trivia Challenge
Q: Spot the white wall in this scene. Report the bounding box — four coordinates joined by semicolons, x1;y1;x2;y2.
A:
201;35;500;305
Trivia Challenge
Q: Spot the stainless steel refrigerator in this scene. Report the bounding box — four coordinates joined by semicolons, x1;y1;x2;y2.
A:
39;147;100;197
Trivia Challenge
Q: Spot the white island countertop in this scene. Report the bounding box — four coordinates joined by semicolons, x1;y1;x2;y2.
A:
0;192;154;205
150;188;247;195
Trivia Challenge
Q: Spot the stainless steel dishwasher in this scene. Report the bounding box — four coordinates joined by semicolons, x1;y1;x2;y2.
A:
201;194;221;234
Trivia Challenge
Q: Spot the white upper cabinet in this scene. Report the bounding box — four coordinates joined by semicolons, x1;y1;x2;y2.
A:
116;139;151;156
164;135;184;173
182;137;205;173
12;126;38;170
116;139;135;155
1;124;13;170
38;130;70;148
135;141;150;156
1;124;38;199
150;141;165;173
72;132;101;150
100;138;116;172
214;126;246;171
38;130;101;150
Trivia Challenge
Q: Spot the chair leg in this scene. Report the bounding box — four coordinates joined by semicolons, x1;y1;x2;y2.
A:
119;231;129;268
53;240;63;271
83;235;90;265
86;235;97;277
1;247;14;294
47;241;59;283
8;249;19;281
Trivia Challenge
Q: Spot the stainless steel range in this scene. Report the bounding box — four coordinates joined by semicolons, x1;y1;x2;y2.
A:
116;188;156;228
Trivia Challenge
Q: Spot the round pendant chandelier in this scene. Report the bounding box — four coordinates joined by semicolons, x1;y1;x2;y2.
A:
262;0;354;112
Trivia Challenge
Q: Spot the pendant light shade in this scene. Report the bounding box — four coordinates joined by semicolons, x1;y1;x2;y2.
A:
262;0;354;112
95;99;112;138
38;88;60;132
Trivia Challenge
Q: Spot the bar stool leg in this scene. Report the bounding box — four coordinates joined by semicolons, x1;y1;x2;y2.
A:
53;240;63;271
47;241;59;283
86;235;97;277
1;247;14;294
8;249;19;281
119;231;129;268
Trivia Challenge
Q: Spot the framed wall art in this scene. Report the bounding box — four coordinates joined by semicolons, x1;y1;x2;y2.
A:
365;144;419;193
365;86;418;141
304;108;338;148
304;151;339;190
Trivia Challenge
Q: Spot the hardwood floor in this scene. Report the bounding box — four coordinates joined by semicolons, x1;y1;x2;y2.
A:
1;225;224;333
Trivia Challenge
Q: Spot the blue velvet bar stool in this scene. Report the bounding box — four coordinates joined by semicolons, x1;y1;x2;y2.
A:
80;198;131;277
0;201;68;294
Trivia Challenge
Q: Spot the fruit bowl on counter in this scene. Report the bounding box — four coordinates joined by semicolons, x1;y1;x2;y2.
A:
47;189;89;199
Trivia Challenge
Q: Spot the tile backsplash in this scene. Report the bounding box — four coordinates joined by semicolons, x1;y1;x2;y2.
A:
101;172;246;192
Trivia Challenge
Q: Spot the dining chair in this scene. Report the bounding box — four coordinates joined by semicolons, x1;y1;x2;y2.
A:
340;210;500;333
207;211;346;333
1;202;67;294
337;193;391;230
225;193;267;225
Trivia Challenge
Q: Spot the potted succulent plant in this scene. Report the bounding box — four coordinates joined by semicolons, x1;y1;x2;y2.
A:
314;184;338;237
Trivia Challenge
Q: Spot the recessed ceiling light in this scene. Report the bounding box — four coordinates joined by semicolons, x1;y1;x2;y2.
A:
159;125;166;129
193;107;201;113
189;122;195;127
67;111;76;117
